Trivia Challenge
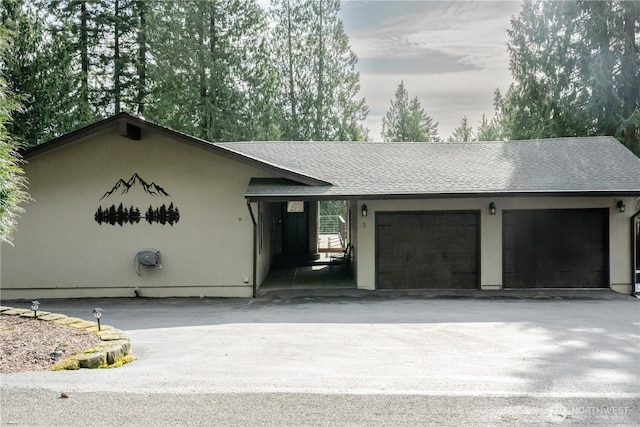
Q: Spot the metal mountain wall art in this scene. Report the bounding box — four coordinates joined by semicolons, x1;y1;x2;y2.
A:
95;174;180;226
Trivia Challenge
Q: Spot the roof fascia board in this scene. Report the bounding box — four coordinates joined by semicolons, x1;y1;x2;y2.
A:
21;114;127;159
246;190;640;202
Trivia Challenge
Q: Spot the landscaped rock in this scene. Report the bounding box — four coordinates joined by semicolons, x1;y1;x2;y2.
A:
53;317;85;325
50;348;66;361
66;320;98;329
2;308;30;316
98;331;129;341
19;311;50;318
39;313;68;321
77;351;108;369
105;341;130;365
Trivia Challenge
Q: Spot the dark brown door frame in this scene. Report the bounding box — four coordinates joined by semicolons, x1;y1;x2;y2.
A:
631;209;640;295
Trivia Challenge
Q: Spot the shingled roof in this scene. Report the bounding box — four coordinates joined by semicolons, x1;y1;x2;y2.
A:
217;137;640;200
23;113;640;201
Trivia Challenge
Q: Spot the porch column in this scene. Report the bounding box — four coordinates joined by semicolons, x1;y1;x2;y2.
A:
308;201;319;257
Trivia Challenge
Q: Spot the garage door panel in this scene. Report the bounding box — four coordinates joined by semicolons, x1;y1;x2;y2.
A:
376;212;479;289
503;209;608;289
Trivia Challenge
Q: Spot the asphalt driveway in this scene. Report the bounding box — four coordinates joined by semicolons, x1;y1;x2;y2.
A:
1;293;639;425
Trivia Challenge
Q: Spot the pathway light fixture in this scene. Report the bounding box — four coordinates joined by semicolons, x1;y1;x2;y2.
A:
30;300;40;319
93;308;103;331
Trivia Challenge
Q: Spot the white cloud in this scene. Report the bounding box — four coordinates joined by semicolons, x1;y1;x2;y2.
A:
361;69;510;141
341;0;522;140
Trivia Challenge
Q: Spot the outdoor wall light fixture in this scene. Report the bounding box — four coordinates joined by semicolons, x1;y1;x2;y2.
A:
93;308;103;331
489;202;496;215
30;300;40;319
617;200;625;213
361;204;368;217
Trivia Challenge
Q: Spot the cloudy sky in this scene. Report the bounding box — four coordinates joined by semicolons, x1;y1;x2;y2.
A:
337;1;523;141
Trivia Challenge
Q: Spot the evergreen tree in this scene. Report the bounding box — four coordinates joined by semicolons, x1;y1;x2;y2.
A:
0;27;28;241
381;81;441;142
146;0;278;142
501;0;639;153
448;116;474;142
269;0;368;141
2;0;149;143
44;0;108;127
475;113;504;142
134;0;147;115
0;0;78;145
5;0;371;145
475;91;506;142
101;0;144;115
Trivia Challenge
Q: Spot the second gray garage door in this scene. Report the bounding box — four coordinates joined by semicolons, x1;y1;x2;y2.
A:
376;211;479;289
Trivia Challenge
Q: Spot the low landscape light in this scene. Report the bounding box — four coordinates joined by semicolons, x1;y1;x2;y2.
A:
30;300;40;319
93;308;103;331
489;202;496;215
617;200;625;213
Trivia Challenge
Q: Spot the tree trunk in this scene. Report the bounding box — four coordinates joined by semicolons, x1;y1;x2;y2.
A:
114;0;121;114
80;1;89;107
286;0;297;140
197;3;207;138
621;1;639;153
314;0;324;140
136;0;146;115
209;3;217;139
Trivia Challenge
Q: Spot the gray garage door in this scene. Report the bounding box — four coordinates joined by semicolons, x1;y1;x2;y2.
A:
503;209;608;288
376;212;479;289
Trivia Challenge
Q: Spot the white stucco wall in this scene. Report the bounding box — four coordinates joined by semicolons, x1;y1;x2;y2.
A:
1;126;276;299
355;197;635;294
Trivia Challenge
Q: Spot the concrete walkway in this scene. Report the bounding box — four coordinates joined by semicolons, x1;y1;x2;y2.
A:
1;292;638;425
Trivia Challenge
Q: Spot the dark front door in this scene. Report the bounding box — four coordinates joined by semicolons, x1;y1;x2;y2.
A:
503;209;608;288
282;202;309;256
376;211;479;289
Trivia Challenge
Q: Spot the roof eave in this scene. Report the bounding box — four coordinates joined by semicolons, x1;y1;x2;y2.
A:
21;113;330;188
246;190;640;202
21;113;131;159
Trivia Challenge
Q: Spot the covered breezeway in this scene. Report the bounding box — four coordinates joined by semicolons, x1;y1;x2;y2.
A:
254;199;356;295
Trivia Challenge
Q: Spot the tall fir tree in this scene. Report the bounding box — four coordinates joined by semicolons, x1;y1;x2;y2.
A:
381;81;441;142
1;0;40;144
1;0;73;145
101;0;143;115
0;27;28;241
448;116;473;142
501;0;639;153
269;0;368;141
45;0;109;126
5;0;149;143
475;113;504;142
146;0;278;142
